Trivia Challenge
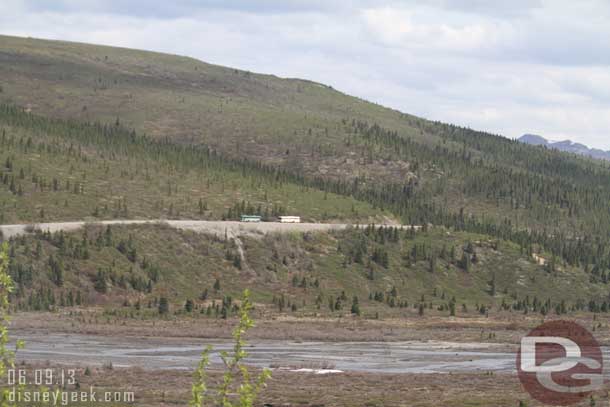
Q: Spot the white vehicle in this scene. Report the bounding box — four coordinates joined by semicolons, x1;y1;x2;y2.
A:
279;216;301;223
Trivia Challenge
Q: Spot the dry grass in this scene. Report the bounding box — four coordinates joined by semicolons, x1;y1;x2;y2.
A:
13;310;610;346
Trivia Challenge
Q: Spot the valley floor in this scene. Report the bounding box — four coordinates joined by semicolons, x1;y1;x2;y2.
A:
8;312;610;406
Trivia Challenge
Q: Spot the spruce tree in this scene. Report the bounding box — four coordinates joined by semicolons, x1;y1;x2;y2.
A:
158;297;169;315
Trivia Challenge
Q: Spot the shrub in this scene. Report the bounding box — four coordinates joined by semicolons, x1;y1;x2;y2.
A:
0;243;25;405
190;289;271;407
158;297;169;315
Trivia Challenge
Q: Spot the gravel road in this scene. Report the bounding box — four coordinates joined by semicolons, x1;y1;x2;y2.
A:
0;220;409;240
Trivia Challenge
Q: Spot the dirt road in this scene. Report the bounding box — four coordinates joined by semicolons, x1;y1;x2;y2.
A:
0;220;411;240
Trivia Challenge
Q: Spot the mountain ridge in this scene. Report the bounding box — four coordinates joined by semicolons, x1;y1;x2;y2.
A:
519;133;610;161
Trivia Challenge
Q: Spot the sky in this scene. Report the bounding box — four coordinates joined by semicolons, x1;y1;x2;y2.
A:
2;0;610;149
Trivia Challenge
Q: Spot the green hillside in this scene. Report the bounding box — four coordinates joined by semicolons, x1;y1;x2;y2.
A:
3;35;610;308
7;223;608;317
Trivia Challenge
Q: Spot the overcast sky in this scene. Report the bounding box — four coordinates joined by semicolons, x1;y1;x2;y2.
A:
2;1;610;149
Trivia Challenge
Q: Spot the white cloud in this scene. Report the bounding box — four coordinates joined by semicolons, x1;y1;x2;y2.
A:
1;1;610;149
361;7;500;52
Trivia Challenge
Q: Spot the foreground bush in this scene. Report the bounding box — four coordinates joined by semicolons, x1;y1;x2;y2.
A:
190;289;271;407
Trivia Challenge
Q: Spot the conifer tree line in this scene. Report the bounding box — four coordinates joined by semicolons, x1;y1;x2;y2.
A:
4;225;164;311
336;224;610;317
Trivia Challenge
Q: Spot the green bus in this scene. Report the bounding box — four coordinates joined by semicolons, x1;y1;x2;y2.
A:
240;215;262;222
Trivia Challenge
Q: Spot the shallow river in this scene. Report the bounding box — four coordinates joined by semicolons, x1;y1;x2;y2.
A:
13;332;518;374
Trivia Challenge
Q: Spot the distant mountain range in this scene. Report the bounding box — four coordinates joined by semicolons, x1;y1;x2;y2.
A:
519;134;610;161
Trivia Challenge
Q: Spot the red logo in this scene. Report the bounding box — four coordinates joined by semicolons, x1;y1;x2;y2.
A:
517;320;603;405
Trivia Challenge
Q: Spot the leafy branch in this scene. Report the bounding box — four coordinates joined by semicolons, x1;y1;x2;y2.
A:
190;289;271;407
0;243;24;406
